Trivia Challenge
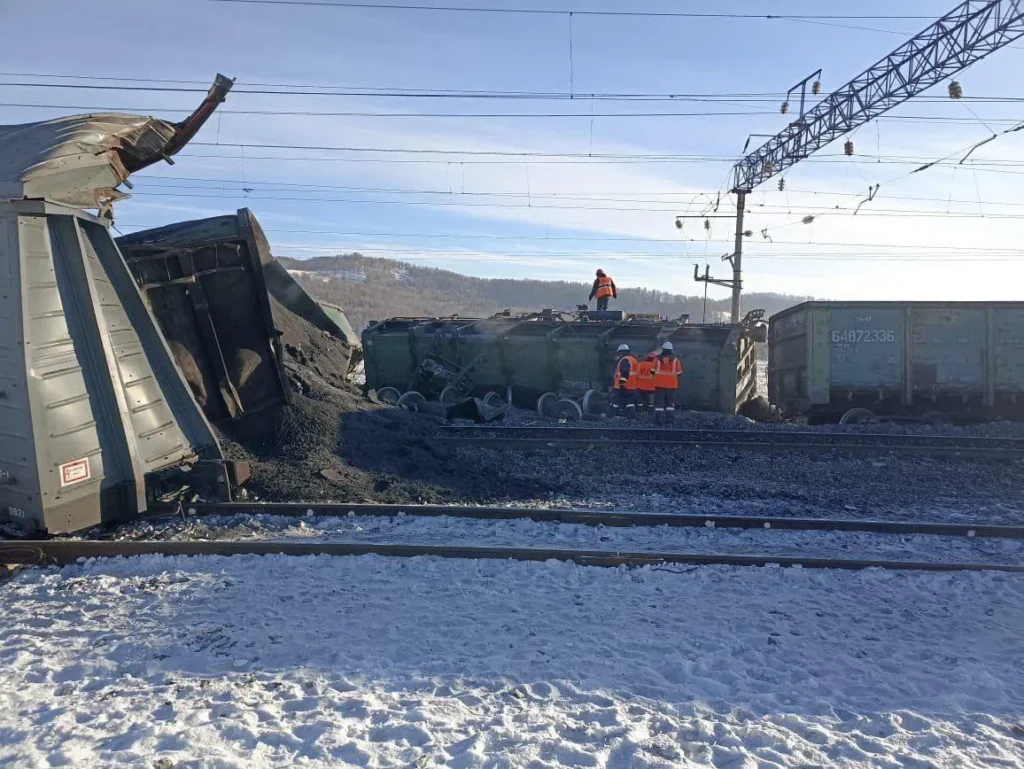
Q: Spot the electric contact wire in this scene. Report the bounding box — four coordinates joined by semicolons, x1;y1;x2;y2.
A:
9;79;1024;104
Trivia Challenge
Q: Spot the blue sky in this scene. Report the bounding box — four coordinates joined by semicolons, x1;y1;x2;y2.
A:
3;0;1024;303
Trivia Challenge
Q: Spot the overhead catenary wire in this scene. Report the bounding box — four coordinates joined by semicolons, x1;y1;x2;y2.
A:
11;101;1024;126
202;2;935;21
184;242;1024;263
126;187;1024;219
164;150;1024;172
111;220;1024;256
9;79;1024;104
132;175;1024;215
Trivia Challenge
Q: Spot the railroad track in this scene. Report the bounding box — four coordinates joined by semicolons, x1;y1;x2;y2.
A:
3;539;1023;573
435;426;1024;458
165;502;1024;540
6;501;1022;574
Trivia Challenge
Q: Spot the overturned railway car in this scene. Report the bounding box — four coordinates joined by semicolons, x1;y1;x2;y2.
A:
769;301;1024;422
117;208;362;423
0;76;245;535
363;311;765;417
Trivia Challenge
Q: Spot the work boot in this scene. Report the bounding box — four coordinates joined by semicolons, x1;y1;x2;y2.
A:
626;404;637;420
653;409;663;426
666;408;675;425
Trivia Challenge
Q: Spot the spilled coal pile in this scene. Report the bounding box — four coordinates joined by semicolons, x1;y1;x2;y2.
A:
215;299;535;504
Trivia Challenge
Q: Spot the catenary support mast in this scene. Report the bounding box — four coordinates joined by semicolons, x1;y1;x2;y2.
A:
721;0;1024;321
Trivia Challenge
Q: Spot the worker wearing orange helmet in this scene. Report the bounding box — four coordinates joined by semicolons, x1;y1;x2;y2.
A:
652;341;683;425
589;269;617;311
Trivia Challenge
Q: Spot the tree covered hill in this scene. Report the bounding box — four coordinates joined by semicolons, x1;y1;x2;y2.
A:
278;253;811;332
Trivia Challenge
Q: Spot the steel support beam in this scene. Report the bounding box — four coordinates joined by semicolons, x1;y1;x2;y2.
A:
733;0;1024;192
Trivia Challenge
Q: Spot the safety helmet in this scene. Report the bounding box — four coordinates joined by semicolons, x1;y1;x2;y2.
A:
661;341;674;351
617;344;630;353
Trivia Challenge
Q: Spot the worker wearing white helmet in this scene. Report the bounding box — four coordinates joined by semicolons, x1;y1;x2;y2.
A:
652;340;683;425
611;343;639;418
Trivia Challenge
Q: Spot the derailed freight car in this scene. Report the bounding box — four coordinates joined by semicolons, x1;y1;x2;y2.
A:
769;301;1024;423
0;76;245;535
362;310;765;417
117;208;362;423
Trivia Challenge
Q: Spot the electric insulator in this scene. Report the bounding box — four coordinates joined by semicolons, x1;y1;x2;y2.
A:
778;177;786;191
703;218;711;231
949;80;963;99
812;80;822;95
743;230;753;237
675;218;683;230
780;101;789;114
802;215;815;225
844;140;854;156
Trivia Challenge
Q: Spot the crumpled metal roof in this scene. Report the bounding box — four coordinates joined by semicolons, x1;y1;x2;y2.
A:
0;74;233;210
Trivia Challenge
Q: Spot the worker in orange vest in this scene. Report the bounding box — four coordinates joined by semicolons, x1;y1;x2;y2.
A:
636;351;657;416
589;269;617;311
612;343;638;418
652;341;683;425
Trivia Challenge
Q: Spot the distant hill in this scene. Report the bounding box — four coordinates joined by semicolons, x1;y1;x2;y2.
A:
277;253;813;333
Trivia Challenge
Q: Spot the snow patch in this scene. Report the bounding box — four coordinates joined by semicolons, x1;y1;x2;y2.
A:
1;555;1023;767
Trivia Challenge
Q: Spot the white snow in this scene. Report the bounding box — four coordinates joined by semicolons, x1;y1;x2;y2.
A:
391;267;412;284
2;555;1024;767
286;268;367;283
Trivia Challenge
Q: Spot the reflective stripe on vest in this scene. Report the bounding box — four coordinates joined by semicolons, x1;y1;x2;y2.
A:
595;275;614;299
636;358;656;391
653;354;682;389
614;355;639;390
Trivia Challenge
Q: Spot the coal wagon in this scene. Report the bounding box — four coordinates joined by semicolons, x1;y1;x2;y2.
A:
362;309;765;418
117;208;362;423
768;301;1024;423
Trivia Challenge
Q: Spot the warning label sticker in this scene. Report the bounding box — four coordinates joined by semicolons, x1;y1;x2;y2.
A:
59;458;91;487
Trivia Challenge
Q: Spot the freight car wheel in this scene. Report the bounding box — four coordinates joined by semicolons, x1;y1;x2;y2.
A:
536;392;557;417
397;390;426;411
483;391;504;407
439;386;460;405
582;389;608;416
839;407;877;425
377;387;401;405
552;399;584;422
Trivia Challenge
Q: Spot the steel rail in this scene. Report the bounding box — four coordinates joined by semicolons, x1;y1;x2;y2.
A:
434;436;1024;458
168;502;1024;540
438;426;1024;447
4;539;1023;573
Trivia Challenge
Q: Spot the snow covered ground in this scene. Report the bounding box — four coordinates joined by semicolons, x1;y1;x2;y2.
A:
2;554;1024;768
112;511;1024;567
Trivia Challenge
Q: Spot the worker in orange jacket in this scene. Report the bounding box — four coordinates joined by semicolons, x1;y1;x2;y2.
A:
589;269;617;311
652;341;683;425
612;343;638;418
636;351;657;415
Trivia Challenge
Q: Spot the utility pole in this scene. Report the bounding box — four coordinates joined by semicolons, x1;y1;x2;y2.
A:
682;204;746;323
693;259;740;323
729;189;746;323
678;212;741;321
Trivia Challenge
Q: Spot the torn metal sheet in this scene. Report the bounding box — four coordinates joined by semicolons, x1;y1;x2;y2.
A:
0;74;232;209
